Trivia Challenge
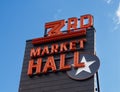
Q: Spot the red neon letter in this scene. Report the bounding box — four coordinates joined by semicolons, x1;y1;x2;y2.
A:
70;41;77;51
80;14;93;28
41;46;49;56
67;17;78;32
27;58;42;76
79;39;87;49
45;20;65;36
60;54;71;70
74;51;85;68
51;44;59;54
60;42;68;52
30;47;41;58
42;56;57;73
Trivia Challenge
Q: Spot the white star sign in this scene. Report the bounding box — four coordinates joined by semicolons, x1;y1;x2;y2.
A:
75;56;95;75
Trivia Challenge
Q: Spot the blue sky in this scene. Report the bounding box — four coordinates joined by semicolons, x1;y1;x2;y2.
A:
0;0;120;92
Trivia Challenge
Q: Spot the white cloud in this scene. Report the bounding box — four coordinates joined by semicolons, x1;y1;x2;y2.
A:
105;0;112;4
116;3;120;24
113;3;120;30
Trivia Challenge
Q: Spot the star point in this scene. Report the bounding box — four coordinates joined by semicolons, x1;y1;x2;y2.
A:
75;56;95;75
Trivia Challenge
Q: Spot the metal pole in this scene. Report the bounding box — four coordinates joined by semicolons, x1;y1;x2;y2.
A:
96;72;100;92
44;28;47;37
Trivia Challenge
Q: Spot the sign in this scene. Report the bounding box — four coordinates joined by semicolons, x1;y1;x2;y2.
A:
27;14;100;81
19;14;99;92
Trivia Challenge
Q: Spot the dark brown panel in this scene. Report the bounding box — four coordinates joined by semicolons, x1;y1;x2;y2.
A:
19;28;95;92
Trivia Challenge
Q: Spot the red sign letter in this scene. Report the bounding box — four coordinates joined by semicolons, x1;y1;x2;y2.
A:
79;39;87;49
67;17;78;32
80;14;93;28
27;58;42;76
30;47;41;58
42;56;57;73
74;51;85;68
60;54;71;70
45;20;65;36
